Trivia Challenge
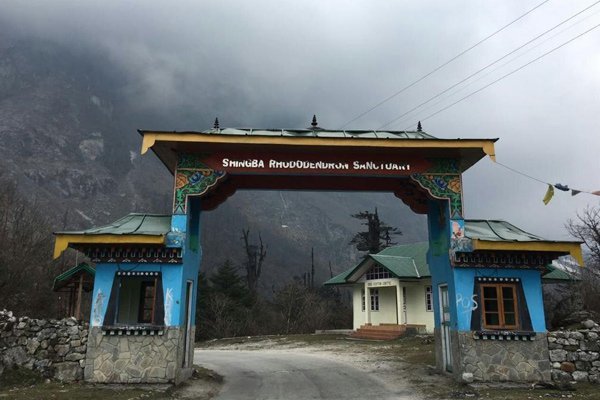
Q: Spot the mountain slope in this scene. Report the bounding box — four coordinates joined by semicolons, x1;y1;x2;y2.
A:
0;35;427;288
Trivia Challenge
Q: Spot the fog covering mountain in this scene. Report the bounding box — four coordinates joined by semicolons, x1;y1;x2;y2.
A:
0;33;426;289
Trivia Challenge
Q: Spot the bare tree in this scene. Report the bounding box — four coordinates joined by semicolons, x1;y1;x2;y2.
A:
567;206;600;267
241;229;267;295
565;205;600;318
0;176;61;317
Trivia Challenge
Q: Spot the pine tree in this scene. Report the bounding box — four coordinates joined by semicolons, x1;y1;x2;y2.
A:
349;208;401;254
209;260;252;306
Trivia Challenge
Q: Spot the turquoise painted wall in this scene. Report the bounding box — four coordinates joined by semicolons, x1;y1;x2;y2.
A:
89;262;183;327
177;196;202;330
427;199;456;330
453;268;546;332
88;198;202;328
425;199;547;334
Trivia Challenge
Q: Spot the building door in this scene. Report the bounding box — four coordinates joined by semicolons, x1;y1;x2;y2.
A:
182;280;193;368
439;284;453;372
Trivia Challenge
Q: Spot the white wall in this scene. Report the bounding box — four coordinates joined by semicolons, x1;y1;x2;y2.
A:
369;286;398;326
403;281;434;333
351;280;435;333
352;284;398;329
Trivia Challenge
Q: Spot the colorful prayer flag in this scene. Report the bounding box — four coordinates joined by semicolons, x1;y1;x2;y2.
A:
543;184;554;205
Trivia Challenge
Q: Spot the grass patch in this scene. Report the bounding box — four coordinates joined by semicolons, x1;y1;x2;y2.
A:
0;367;45;388
192;366;223;384
0;366;223;400
0;382;169;400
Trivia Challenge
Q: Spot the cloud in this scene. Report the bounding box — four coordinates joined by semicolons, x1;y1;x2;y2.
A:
1;0;599;237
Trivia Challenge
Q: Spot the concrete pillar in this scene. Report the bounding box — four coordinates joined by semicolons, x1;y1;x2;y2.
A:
364;282;371;325
396;283;403;324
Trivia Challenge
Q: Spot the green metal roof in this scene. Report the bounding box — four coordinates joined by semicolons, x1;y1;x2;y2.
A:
53;263;95;291
465;219;578;243
378;242;428;267
324;242;430;285
326;269;354;285
542;264;579;282
140;128;437;140
370;255;427;278
55;213;171;236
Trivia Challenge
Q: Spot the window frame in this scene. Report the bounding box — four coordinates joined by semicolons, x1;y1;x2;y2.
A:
365;265;391;280
480;283;519;330
425;285;433;312
103;271;165;328
370;288;380;311
361;288;365;311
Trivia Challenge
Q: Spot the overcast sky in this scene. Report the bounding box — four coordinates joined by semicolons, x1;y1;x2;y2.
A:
2;0;599;239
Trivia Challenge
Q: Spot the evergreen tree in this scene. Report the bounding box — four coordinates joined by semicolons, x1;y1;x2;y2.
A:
194;272;211;340
209;260;252;306
349;208;401;254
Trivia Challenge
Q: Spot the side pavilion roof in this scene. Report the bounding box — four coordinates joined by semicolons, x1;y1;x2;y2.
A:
53;262;95;292
53;213;171;259
465;219;583;265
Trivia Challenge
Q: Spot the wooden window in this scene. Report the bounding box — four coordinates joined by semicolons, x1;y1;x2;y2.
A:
115;277;159;325
138;280;157;324
481;283;519;330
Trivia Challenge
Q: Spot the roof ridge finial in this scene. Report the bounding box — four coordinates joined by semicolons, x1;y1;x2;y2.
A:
311;114;318;128
214;117;220;130
417;121;422;132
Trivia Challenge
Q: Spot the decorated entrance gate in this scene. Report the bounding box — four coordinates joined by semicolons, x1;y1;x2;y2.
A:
53;125;583;383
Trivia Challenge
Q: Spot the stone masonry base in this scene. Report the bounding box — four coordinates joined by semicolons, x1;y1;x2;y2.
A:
84;327;194;384
435;329;552;382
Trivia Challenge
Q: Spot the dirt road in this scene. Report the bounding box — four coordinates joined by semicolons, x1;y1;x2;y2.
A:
195;348;420;400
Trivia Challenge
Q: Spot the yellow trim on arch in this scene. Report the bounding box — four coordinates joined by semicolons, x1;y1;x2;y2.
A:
53;234;165;259
140;132;497;160
471;239;584;266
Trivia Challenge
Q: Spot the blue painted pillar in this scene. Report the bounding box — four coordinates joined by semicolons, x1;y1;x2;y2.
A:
427;199;456;330
173;196;202;331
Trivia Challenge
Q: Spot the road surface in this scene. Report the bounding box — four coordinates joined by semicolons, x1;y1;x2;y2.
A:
194;349;419;400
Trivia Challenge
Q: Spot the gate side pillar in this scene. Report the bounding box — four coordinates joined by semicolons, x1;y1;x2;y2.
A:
411;162;465;378
83;200;202;384
168;196;202;383
423;195;551;383
426;198;460;376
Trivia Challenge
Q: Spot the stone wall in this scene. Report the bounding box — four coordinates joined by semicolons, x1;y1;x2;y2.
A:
548;320;600;383
452;331;551;382
84;326;193;384
0;310;88;382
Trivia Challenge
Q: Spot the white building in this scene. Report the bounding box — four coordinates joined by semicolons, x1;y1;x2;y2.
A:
325;242;434;336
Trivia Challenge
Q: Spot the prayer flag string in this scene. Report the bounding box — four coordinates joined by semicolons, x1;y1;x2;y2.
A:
493;161;600;205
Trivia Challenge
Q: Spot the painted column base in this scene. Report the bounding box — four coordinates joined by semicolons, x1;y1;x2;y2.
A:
435;329;552;382
84;327;194;384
